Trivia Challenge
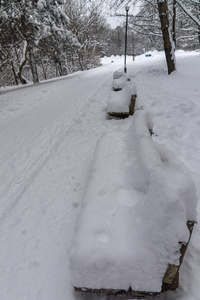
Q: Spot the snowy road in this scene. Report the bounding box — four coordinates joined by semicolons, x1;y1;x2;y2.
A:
0;62;122;300
0;66;117;221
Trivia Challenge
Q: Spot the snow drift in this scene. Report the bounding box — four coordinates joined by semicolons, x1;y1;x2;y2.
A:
70;110;197;293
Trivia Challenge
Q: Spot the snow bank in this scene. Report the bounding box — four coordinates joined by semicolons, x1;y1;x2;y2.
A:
108;79;137;113
70;111;197;292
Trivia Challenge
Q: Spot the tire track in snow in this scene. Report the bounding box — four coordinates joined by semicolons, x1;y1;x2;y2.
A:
0;75;83;167
0;68;117;223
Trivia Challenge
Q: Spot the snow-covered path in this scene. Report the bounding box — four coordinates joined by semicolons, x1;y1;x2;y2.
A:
0;66;117;221
0;63;122;300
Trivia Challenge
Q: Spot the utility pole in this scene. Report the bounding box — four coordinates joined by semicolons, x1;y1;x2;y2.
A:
124;6;130;73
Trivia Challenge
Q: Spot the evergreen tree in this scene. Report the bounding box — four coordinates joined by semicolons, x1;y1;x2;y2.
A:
0;0;80;85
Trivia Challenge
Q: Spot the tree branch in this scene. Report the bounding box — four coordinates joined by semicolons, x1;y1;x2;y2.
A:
176;0;200;27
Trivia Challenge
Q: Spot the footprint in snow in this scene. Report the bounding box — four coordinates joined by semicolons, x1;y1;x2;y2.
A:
98;189;106;196
72;202;79;208
74;182;82;192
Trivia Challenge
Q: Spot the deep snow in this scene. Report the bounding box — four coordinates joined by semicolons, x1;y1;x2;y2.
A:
70;111;197;292
0;50;200;300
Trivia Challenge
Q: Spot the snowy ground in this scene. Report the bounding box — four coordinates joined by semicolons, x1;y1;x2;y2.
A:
0;50;200;300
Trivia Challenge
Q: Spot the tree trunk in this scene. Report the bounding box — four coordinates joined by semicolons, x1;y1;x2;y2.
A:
11;60;19;85
172;0;176;46
21;13;39;84
41;59;47;80
18;68;27;84
58;61;63;76
29;47;39;84
78;53;84;71
18;55;28;84
198;3;200;46
157;0;176;75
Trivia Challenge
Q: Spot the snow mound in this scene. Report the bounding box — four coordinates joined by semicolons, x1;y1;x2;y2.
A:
70;111;197;292
108;79;137;113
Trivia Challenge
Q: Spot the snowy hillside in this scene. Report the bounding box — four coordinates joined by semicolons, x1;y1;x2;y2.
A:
0;50;200;300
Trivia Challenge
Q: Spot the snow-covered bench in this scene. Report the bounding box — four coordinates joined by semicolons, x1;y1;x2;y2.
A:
70;111;197;298
108;79;137;118
113;69;124;80
112;73;128;91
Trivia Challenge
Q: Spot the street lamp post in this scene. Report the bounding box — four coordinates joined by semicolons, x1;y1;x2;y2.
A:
124;6;130;73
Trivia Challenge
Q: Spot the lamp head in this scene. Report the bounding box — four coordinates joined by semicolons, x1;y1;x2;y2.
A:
125;6;130;12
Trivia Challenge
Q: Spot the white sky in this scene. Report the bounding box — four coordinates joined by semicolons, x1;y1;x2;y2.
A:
107;1;143;29
107;16;123;29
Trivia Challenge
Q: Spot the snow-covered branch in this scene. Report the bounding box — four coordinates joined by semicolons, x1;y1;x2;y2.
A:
176;0;200;27
129;25;162;37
